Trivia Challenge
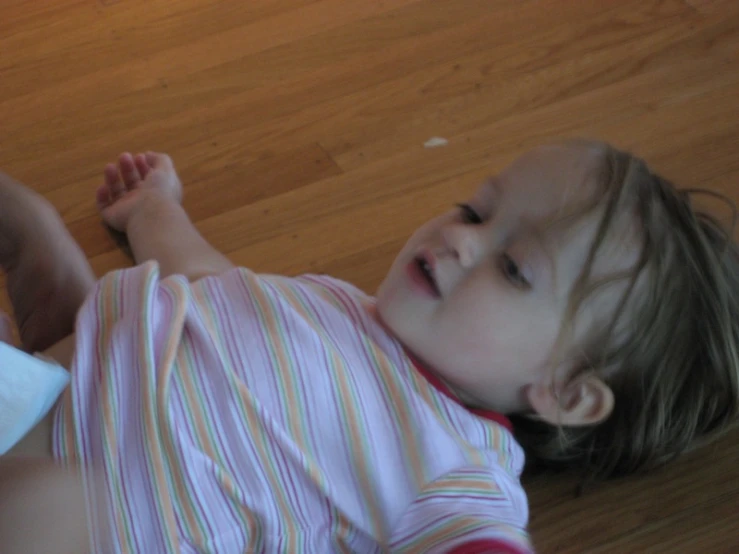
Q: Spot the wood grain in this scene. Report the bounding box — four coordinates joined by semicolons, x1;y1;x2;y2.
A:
1;0;738;551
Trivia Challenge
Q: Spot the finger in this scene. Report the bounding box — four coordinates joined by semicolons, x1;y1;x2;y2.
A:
134;153;150;180
104;163;125;199
95;184;111;210
103;163;119;187
118;153;140;188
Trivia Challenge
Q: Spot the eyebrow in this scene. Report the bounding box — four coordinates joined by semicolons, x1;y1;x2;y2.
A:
483;178;502;203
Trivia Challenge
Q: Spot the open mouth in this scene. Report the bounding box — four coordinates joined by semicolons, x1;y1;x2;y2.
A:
412;254;441;297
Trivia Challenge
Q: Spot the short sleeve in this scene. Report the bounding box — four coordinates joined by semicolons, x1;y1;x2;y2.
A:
389;466;534;554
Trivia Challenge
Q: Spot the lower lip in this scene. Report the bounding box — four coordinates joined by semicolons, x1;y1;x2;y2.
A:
406;260;440;297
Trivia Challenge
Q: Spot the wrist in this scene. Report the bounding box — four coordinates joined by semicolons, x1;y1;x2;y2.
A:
125;189;181;234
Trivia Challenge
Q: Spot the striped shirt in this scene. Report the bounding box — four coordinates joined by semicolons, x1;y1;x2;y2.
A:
52;261;533;553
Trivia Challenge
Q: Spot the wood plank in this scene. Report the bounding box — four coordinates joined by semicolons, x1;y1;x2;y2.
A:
0;0;416;103
321;0;706;169
526;428;739;552
0;0;518;189
20;7;729;229
61;142;342;258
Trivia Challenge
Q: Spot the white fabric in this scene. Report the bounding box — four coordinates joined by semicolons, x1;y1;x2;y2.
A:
0;341;69;454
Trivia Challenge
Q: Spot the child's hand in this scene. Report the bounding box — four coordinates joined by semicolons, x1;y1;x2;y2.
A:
96;151;183;232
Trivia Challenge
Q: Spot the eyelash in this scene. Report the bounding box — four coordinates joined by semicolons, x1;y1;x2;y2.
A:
501;254;530;289
456;203;530;289
456;203;483;224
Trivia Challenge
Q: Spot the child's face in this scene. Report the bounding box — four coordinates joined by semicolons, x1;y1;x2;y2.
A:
376;143;640;416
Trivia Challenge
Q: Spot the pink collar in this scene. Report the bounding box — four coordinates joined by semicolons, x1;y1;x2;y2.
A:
409;355;513;432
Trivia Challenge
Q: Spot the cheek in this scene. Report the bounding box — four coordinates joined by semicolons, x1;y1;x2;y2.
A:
440;279;561;368
404;218;444;247
388;225;431;274
385;216;449;285
438;281;515;348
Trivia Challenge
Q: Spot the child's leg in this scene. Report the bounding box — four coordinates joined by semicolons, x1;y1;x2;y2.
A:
0;456;92;554
0;172;96;353
0;334;92;553
98;152;235;281
4;332;75;458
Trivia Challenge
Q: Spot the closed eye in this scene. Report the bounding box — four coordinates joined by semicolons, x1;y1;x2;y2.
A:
456;203;483;224
501;254;530;289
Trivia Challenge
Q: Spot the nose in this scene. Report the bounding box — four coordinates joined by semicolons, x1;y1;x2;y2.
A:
441;224;485;268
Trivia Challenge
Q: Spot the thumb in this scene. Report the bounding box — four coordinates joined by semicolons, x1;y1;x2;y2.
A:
145;151;173;170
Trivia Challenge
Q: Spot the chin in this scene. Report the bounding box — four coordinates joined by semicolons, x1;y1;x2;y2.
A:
375;277;401;318
374;299;412;345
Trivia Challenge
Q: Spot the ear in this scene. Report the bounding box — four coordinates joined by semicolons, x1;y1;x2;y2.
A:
525;374;614;427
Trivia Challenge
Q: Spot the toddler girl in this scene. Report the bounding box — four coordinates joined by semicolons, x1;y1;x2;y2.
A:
1;138;738;553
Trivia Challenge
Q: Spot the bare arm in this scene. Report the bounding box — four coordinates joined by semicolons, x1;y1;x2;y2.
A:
99;151;235;281
125;191;234;281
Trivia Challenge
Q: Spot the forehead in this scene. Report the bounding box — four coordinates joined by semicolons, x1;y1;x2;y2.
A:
484;143;643;289
493;143;603;221
555;204;643;286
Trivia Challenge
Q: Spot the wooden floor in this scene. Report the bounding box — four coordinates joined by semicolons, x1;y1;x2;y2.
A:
2;0;738;551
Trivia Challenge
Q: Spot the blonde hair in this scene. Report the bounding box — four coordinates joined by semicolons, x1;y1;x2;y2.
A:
511;141;739;488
